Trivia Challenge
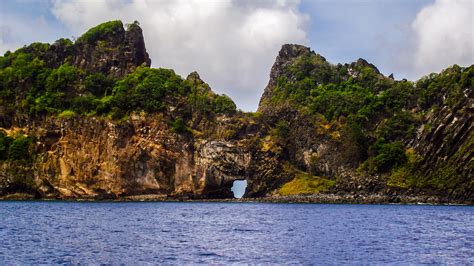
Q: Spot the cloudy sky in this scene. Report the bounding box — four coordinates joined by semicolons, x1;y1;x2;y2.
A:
0;0;472;111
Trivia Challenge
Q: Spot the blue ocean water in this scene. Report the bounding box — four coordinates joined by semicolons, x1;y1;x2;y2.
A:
0;202;472;264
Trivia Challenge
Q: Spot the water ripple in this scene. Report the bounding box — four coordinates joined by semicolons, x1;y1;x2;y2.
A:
0;202;472;264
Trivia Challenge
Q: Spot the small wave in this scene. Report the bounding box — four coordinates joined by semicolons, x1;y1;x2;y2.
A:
233;228;261;232
197;252;219;257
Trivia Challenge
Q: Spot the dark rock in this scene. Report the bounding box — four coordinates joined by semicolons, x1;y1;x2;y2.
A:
258;44;314;112
72;22;150;78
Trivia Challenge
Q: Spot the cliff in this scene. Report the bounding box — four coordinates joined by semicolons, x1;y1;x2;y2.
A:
0;21;472;203
47;20;150;78
258;44;473;202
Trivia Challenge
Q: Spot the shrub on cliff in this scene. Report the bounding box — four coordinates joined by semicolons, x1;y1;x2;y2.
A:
0;131;13;160
213;94;236;114
379;80;416;110
84;73;114;97
57;110;76;118
45;64;80;92
375;111;419;142
76;20;124;44
171;117;191;134
8;135;32;161
364;140;407;173
309;81;375;121
0;133;34;162
272;120;290;145
416;65;473;109
110;66;188;116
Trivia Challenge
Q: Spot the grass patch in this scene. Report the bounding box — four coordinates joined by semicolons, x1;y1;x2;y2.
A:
279;172;335;196
387;148;422;188
58;110;76;118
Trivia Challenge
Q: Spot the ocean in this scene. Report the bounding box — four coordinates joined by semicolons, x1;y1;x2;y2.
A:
1;201;472;264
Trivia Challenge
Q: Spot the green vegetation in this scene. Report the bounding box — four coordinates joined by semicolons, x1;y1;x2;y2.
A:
375;111;418;142
54;38;73;47
362;140;407;174
8;135;33;161
84;73;113;96
0;19;239;140
0;131;13;160
268;51;473;178
388;135;473;196
309;81;376;121
213;94;236;114
0;131;33;162
387;148;422;188
109;66;188;116
271;120;290;144
58;110;76;118
0;37;237;135
76;20;124;44
416;65;472;109
279;172;335;195
171;117;191;134
185;74;237;116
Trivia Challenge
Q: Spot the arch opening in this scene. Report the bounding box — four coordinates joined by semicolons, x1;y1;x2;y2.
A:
231;180;247;199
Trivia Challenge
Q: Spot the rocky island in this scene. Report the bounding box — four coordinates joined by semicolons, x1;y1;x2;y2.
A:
0;21;472;204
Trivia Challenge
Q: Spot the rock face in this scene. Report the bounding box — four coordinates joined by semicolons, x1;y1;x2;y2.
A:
195;140;250;197
0;115;252;199
47;21;151;78
0;25;472;203
73;22;151;78
411;89;473;200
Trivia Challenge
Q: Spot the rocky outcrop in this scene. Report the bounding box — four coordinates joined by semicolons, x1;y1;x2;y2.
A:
254;44;472;203
258;44;315;112
195;140;250;197
73;22;150;78
46;21;150;78
0;115;252;199
411;88;473;200
0;24;472;203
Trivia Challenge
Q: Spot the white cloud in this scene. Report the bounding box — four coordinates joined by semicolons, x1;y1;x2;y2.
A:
51;0;309;111
0;13;60;55
412;0;473;77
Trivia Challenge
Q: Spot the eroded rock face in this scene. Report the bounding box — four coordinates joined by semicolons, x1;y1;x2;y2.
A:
4;116;251;199
0;30;472;203
33;116;175;198
195;140;250;198
72;23;151;78
45;22;151;78
411;89;473;200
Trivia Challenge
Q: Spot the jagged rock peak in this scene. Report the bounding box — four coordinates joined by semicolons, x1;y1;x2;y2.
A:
186;71;203;83
350;58;381;74
186;71;213;93
258;44;322;111
277;44;314;61
124;21;152;69
71;20;151;78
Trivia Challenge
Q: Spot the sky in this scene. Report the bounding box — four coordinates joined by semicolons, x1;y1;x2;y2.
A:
0;0;473;111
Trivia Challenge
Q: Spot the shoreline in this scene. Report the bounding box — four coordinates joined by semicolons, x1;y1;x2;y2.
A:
1;193;472;205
